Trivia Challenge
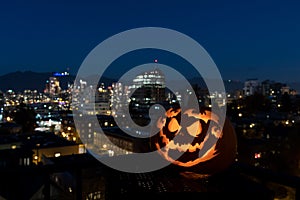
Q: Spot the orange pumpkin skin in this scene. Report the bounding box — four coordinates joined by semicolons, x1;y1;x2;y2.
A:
153;107;237;175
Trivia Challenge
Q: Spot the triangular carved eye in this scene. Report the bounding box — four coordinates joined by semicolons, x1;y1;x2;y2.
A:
186;121;202;137
168;118;180;132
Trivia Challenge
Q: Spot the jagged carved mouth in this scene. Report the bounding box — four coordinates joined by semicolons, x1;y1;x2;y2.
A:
155;132;219;167
155;124;222;167
159;129;205;152
165;140;204;152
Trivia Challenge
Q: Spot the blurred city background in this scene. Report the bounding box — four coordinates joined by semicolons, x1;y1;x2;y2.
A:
0;68;299;199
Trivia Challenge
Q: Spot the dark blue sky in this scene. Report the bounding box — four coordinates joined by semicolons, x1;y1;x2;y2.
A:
0;0;300;82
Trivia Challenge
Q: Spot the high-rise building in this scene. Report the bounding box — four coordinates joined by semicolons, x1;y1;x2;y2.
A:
129;68;166;111
111;82;130;117
95;83;112;115
45;77;61;98
261;80;271;96
243;79;259;96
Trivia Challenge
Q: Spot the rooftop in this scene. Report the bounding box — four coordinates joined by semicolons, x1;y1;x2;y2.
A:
1;153;298;200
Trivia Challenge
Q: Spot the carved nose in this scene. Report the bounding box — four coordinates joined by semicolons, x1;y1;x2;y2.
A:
174;127;195;144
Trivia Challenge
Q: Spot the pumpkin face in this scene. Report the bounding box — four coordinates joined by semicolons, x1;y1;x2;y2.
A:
153;107;237;175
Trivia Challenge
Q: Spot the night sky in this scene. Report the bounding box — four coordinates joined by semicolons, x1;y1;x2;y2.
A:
0;0;300;82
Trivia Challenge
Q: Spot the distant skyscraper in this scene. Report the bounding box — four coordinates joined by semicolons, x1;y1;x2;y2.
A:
243;79;259;96
49;77;61;97
44;77;61;99
129;68;166;110
261;80;271;96
111;82;130;116
95;83;112;115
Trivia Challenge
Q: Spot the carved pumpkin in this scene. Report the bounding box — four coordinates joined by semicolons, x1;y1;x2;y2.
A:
153;107;237;175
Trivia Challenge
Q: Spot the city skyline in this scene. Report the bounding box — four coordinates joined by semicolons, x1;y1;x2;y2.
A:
1;1;300;198
0;53;300;199
0;0;300;82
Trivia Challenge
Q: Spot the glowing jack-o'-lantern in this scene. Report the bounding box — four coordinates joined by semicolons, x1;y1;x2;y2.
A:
153;107;237;175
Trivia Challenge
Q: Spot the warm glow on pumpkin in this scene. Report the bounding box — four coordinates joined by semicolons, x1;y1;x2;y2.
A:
168;118;180;132
186;120;202;137
153;107;237;175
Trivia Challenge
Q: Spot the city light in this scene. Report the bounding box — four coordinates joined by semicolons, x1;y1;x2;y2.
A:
254;153;261;159
0;54;297;198
54;153;61;157
6;116;12;122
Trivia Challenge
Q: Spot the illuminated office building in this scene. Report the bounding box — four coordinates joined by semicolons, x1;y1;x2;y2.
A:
129;68;166;110
45;77;61;98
